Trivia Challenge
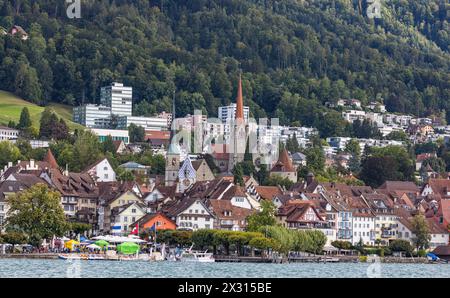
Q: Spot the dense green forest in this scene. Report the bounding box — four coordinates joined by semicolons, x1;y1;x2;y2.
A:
0;0;448;136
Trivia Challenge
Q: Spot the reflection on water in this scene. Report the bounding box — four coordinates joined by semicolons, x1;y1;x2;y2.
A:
0;259;449;278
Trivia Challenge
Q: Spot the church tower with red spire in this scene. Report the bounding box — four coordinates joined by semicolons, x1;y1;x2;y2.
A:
228;73;248;171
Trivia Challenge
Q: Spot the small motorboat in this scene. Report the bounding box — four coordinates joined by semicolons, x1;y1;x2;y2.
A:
180;251;215;263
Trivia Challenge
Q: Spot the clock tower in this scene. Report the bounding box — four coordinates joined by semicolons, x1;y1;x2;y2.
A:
165;91;180;187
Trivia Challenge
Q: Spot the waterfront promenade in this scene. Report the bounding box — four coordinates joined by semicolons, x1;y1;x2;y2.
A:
0;253;435;264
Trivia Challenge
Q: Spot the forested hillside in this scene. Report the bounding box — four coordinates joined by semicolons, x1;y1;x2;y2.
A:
0;0;448;135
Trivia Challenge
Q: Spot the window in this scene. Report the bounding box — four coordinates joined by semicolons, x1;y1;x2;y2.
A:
132;209;136;213
123;216;128;222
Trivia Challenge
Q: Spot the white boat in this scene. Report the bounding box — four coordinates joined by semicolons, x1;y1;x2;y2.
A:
181;251;215;263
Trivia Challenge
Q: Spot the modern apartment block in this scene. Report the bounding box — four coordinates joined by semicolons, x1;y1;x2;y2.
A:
116;115;169;131
100;82;133;116
73;104;112;128
73;82;132;129
218;103;249;123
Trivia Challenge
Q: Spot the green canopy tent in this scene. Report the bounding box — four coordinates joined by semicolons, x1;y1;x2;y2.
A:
94;240;109;248
117;242;140;255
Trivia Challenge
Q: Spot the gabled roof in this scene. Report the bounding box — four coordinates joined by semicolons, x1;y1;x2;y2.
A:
378;181;419;193
254;186;283;201
42;168;98;198
209;199;254;224
362;193;395;213
163;197;214;218
111;201;146;216
278;201;324;223
422;179;450;199
83;157;112;172
221;185;246;200
130;212;176;228
0;175;47;201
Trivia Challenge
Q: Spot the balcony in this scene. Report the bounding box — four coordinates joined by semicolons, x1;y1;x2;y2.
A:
338;229;352;240
381;229;396;238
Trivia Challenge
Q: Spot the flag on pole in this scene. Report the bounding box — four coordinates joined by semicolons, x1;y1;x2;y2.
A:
130;224;139;235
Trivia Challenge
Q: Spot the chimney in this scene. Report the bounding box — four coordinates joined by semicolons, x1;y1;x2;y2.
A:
30;159;35;169
63;164;69;176
7;162;12;168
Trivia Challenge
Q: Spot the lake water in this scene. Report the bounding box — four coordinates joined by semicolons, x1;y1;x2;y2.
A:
0;259;449;278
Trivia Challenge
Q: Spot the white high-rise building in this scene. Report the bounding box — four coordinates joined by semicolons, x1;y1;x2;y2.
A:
218;103;249;124
73;104;112;128
100;82;132;116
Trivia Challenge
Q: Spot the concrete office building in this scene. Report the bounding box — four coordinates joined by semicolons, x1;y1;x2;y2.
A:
73;104;112;128
117;116;169;131
100;82;133;116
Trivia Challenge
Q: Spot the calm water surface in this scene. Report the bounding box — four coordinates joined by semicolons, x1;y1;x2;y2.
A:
0;259;449;278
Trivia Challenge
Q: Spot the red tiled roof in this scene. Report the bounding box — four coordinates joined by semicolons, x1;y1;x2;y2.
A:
424;179;450;199
144;130;170;141
271;148;295;172
209;199;254;224
43;149;59;169
254;186;282;200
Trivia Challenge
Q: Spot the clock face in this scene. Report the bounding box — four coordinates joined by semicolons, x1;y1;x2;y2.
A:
183;178;191;186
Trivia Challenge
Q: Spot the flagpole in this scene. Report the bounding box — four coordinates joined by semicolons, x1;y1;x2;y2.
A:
154;223;157;251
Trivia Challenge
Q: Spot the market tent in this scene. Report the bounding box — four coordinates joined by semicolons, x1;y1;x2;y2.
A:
64;240;80;250
92;235;145;243
94;240;109;248
86;244;101;250
117;242;140;255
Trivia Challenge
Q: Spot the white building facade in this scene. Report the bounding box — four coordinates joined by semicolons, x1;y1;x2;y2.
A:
73;104;112;128
117;115;168;131
0;126;19;141
352;215;376;246
101;82;133;116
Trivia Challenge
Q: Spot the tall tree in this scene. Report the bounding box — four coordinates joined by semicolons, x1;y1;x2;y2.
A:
128;123;145;143
410;215;431;251
6;183;67;247
17;107;32;130
0;141;22;168
246;200;277;232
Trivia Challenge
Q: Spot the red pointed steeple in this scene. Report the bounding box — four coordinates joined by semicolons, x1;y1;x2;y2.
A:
235;74;244;120
43;149;59;169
